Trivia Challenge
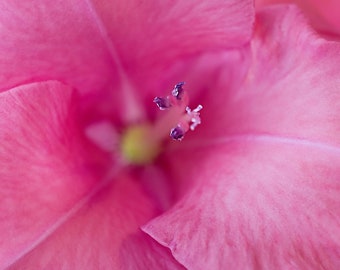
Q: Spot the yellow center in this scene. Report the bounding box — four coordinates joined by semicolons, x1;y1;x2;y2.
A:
121;124;161;165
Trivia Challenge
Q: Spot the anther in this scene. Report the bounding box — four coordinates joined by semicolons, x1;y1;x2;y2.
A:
154;82;202;141
170;125;185;141
172;82;185;100
153;97;171;110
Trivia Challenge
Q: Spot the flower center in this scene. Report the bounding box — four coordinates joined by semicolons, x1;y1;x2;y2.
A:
120;82;202;165
121;124;161;165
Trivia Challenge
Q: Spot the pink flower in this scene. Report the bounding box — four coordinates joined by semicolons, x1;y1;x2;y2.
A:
0;0;339;269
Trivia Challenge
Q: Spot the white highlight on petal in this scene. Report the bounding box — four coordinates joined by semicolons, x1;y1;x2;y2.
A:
85;121;119;152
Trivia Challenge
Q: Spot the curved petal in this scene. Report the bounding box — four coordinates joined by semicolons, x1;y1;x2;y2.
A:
190;5;340;148
88;0;255;88
143;5;340;269
10;173;184;270
0;0;117;95
0;81;106;269
144;141;340;269
119;231;186;270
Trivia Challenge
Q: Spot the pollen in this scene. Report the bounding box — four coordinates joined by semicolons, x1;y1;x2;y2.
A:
121;124;161;165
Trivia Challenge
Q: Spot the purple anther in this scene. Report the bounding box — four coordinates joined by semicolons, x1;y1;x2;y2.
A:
153;97;171;110
170;126;185;141
172;82;185;100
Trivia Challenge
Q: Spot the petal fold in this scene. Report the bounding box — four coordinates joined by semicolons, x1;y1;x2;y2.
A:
256;0;340;35
144;141;340;269
194;5;340;148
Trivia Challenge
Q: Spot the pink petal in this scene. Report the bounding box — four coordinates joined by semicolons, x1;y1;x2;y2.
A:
192;5;340;148
10;174;184;269
0;81;106;268
256;0;340;35
88;0;255;89
0;0;117;95
143;5;340;269
144;142;340;269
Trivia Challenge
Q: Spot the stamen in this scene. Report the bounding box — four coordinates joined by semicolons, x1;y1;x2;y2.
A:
172;82;185;100
154;82;202;141
170;125;185;141
120;82;202;165
153;97;171;110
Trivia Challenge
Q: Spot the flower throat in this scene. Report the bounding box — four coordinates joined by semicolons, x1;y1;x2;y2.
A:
121;83;203;165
